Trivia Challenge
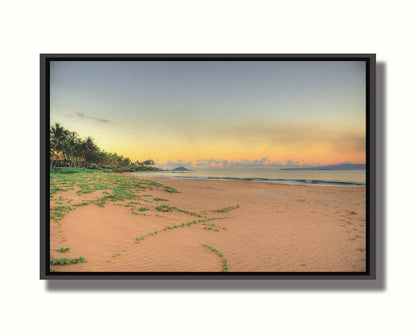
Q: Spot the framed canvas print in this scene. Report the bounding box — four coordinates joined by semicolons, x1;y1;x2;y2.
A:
40;54;376;279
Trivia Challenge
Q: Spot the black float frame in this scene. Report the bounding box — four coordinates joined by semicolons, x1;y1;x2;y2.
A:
40;54;376;280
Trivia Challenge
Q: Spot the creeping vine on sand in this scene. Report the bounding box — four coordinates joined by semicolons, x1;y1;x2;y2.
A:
50;170;181;223
201;243;228;272
51;169;238;271
50;257;86;265
133;217;227;244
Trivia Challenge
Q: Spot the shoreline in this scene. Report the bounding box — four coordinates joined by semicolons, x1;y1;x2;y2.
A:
50;171;366;272
129;172;366;187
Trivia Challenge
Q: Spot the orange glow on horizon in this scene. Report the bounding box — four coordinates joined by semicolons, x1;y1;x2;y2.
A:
104;140;365;167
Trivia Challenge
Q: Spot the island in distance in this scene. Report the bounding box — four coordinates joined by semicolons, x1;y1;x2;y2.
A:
279;163;365;171
172;167;194;171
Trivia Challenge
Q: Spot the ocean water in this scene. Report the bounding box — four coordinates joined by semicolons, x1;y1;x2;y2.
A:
133;168;366;186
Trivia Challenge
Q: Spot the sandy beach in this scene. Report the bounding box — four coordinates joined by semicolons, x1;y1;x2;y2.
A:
50;173;366;272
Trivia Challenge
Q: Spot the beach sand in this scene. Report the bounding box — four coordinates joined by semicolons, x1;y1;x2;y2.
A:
50;174;366;272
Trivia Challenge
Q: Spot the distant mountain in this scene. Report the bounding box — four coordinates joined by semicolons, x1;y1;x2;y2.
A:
172;167;193;171
279;163;365;171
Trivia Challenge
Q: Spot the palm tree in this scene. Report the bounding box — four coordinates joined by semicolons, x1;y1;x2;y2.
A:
49;123;159;171
79;137;99;167
122;157;131;167
50;123;68;168
65;131;81;167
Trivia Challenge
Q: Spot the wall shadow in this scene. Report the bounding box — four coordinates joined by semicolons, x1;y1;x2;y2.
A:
46;62;386;292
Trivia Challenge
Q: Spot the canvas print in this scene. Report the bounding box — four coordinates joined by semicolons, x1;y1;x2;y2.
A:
47;59;367;274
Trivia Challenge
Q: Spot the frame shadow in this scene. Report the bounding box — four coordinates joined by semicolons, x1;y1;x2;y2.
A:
45;62;386;292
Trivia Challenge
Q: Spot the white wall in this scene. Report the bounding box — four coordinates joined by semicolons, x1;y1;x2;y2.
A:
0;1;413;332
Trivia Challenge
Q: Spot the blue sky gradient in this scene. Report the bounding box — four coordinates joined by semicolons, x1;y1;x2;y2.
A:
50;60;366;167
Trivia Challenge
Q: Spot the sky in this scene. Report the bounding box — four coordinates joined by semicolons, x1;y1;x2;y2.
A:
50;60;366;169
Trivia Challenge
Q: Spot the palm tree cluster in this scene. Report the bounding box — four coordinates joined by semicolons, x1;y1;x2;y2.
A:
50;123;155;170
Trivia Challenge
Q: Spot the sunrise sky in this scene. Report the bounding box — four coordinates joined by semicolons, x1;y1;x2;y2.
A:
50;60;366;169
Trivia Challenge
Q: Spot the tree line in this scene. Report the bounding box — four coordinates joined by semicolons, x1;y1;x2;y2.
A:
50;123;156;171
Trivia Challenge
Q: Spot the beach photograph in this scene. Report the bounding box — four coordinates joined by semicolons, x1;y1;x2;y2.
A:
48;59;366;273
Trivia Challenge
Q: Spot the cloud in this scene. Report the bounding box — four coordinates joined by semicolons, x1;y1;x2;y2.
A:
67;112;110;123
156;158;322;170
